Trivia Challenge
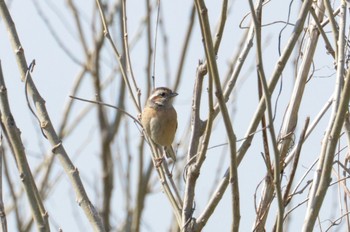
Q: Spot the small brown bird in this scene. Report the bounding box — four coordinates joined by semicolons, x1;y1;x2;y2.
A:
141;87;178;161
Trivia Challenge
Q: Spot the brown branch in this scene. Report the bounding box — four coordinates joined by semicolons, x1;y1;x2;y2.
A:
303;6;350;231
248;0;283;230
95;0;141;112
0;61;49;231
173;5;196;91
0;1;105;230
282;117;310;207
3;152;22;230
191;0;239;231
0;134;7;232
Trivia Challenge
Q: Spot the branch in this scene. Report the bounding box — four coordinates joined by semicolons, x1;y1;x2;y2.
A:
95;0;141;112
0;125;8;232
0;61;49;231
69;96;142;127
0;1;105;230
282;117;310;207
248;0;283;230
193;0;239;231
303;1;350;230
323;0;339;58
237;0;313;164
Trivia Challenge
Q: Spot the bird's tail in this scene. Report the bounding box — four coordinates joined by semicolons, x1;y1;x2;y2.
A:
165;146;176;162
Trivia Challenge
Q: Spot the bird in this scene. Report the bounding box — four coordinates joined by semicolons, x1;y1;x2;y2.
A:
141;87;178;162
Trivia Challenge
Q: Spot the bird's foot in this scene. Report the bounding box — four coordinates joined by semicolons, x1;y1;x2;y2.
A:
155;157;163;167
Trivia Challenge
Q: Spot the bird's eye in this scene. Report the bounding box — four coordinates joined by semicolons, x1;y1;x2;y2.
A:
159;92;166;97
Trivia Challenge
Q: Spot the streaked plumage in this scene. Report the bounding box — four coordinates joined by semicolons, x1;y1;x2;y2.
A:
141;87;178;161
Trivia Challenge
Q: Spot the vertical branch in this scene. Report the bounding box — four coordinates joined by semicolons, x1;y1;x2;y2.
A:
189;65;215;231
309;7;335;59
303;54;350;231
95;1;184;226
0;2;105;230
275;117;309;231
183;0;231;229
131;159;153;232
278;0;324;168
193;0;239;231
3;153;21;230
145;0;154;90
182;1;312;231
237;0;313;164
147;137;182;225
182;63;206;230
95;0;141;112
257;61;272;178
305;0;337;222
252;176;274;231
282;117;309;206
89;23;112;232
323;0;339;58
248;0;284;230
0;62;49;232
212;0;227;54
0;132;7;232
284;96;333;166
173;5;196;91
121;0;141;108
66;0;89;57
215;23;254;116
303;0;348;230
89;31;113;231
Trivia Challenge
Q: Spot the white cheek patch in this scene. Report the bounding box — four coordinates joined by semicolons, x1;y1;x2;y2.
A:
150;91;159;100
150;93;166;106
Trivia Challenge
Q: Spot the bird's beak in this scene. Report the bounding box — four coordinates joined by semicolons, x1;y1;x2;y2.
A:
170;92;178;98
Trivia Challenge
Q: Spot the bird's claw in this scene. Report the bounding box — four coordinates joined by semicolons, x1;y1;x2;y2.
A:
155;157;163;167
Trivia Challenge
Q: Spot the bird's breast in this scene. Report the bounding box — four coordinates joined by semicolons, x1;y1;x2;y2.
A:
145;106;177;146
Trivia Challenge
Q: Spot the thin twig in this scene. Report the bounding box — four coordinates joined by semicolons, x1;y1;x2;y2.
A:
0;129;7;232
248;0;283;230
69;95;142;127
303;1;350;229
95;0;140;112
